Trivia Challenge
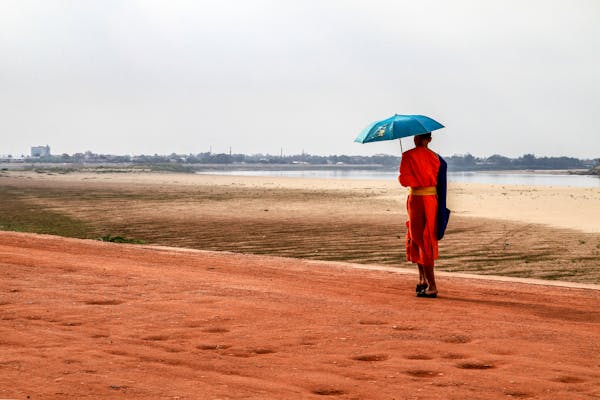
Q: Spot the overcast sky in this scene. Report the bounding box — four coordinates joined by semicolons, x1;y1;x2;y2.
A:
1;0;599;158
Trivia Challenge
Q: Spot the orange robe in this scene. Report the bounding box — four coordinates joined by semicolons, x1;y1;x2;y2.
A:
398;147;440;266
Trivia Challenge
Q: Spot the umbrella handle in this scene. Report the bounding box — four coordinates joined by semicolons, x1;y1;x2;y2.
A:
399;138;403;153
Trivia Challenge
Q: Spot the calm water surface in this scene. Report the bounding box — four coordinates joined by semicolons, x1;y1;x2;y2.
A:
198;169;600;188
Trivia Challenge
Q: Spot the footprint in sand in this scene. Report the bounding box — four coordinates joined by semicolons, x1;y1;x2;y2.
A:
404;369;439;378
299;337;318;346
163;347;184;353
441;353;468;360
227;347;276;357
351;354;389;362
552;376;585;384
142;335;169;341
202;327;230;333
311;388;347;396
105;349;130;357
84;299;123;306
251;348;276;355
403;354;433;360
358;320;388;325
456;361;495;370
441;334;471;344
197;344;231;350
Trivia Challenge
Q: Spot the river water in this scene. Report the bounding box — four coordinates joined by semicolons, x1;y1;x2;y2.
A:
198;169;600;188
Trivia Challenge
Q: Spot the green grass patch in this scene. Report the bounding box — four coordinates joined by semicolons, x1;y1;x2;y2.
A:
0;188;94;238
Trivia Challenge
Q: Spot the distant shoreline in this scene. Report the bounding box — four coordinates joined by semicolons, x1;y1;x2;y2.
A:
0;162;597;175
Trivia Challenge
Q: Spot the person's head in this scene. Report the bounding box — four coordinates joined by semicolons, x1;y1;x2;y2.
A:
414;132;432;148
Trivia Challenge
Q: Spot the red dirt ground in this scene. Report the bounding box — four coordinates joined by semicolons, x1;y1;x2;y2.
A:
1;231;599;399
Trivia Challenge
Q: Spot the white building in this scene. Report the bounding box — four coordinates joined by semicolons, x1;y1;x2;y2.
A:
31;145;51;157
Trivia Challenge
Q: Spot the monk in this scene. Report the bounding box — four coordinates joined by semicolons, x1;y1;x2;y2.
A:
399;132;448;298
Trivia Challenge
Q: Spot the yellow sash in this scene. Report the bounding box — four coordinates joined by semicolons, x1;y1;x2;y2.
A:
409;186;437;196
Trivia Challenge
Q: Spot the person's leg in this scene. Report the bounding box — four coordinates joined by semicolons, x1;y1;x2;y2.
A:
408;196;428;292
407;196;426;250
421;263;437;294
417;264;427;287
419;196;438;296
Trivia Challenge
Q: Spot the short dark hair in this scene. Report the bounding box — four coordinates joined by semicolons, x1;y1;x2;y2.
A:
417;132;432;140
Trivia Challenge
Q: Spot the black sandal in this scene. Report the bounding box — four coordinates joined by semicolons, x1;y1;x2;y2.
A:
416;290;438;298
416;284;428;293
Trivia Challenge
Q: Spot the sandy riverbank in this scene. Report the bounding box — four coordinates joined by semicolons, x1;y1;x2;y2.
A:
3;170;599;232
1;171;599;283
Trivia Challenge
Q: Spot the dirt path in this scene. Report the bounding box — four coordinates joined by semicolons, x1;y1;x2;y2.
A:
1;231;599;399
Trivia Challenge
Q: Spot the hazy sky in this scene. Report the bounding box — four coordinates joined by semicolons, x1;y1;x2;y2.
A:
1;0;599;158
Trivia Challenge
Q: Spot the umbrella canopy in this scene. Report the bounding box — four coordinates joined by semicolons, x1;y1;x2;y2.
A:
354;114;444;144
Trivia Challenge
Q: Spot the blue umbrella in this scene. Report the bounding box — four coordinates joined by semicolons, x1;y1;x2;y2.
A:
354;114;444;144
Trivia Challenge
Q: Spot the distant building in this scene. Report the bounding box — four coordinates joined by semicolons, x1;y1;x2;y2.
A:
31;145;51;157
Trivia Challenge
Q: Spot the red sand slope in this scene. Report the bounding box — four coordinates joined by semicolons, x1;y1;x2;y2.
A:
1;231;599;399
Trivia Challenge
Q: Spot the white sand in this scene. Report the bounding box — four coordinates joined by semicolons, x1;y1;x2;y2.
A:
446;183;600;233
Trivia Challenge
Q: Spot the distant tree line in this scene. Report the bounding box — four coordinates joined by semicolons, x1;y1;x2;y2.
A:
17;152;403;167
445;153;596;171
9;151;598;171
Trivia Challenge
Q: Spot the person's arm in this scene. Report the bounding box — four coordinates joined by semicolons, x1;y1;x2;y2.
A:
399;153;418;187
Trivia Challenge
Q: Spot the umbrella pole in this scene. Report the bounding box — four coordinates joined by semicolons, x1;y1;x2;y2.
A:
399;138;403;153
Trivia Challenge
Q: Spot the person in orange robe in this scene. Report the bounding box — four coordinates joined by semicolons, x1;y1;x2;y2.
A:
398;132;441;298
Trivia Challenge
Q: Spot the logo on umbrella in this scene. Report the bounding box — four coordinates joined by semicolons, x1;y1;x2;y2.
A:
376;126;387;137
